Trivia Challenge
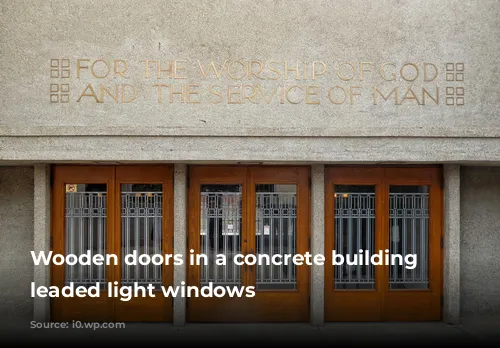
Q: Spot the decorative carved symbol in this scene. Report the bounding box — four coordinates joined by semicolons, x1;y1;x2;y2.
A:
50;58;71;103
446;87;465;106
50;83;70;103
50;59;70;78
445;63;464;82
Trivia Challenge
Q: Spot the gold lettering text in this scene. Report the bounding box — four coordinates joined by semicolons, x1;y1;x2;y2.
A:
328;86;347;104
198;60;227;79
400;63;419;82
285;85;303;104
284;61;300;80
76;59;90;78
379;63;396;81
256;85;278;104
121;84;136;103
99;85;119;103
337;62;356;81
312;61;327;80
267;61;282;80
243;85;258;104
248;60;265;80
113;60;128;78
227;85;242;104
143;60;156;79
424;63;438;82
350;86;361;104
90;60;110;79
77;84;101;103
174;60;187;79
373;87;399;105
209;85;223;104
186;84;200;104
359;62;373;81
227;61;246;80
305;85;320;104
157;60;173;79
422;87;439;105
399;87;421;105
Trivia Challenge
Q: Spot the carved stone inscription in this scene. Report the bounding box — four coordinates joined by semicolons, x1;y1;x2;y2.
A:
49;58;465;106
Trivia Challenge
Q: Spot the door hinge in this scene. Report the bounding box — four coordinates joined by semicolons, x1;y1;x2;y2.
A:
50;236;53;249
441;236;444;249
186;174;190;189
308;236;311;250
440;295;444;307
308;176;311;189
308;296;310;307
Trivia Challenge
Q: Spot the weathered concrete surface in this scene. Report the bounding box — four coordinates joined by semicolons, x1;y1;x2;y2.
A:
0;0;499;139
461;166;500;316
2;136;500;163
0;167;34;321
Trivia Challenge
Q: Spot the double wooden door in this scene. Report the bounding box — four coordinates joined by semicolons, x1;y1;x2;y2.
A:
187;166;310;322
51;165;174;322
324;167;443;321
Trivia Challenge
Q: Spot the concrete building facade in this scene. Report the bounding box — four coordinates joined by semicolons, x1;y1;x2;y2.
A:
0;0;499;326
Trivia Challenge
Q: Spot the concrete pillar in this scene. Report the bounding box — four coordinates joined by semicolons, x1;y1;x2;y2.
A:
310;164;325;326
443;164;460;324
33;164;51;321
173;164;187;326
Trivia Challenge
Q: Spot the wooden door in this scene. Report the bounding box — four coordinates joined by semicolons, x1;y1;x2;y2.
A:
187;166;310;322
52;166;115;321
324;167;442;321
324;167;384;321
51;165;173;322
113;166;173;321
383;168;442;321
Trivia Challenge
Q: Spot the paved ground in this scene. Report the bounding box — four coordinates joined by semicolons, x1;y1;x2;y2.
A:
1;316;499;346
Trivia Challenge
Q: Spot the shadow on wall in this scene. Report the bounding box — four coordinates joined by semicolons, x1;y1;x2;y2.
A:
0;166;34;322
460;166;500;316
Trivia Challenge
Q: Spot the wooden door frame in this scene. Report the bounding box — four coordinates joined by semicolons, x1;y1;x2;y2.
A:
247;166;310;322
187;166;249;289
187;165;310;322
382;167;443;321
51;165;174;322
51;166;116;321
324;167;385;321
114;165;174;321
324;166;443;321
187;166;249;321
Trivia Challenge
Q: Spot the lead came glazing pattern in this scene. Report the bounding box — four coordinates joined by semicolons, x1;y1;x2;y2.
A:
389;186;429;289
65;187;107;286
121;184;163;288
200;185;242;286
255;184;297;290
334;186;376;290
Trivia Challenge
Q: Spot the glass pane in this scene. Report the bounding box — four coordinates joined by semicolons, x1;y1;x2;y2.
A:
200;185;242;286
65;184;107;287
389;185;429;290
121;184;163;288
334;185;375;290
256;184;297;290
